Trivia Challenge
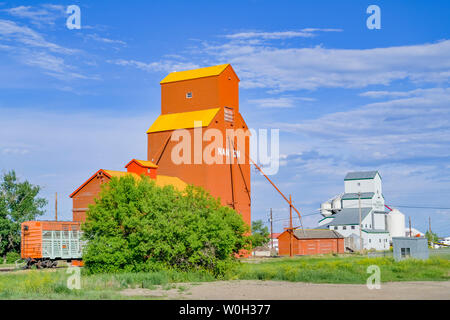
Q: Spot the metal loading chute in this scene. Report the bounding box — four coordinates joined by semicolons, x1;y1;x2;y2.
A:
227;139;305;256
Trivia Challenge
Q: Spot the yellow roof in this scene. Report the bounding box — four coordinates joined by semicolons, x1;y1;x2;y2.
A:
160;64;230;84
154;175;187;191
103;170;138;178
147;108;220;133
103;170;186;191
127;159;158;168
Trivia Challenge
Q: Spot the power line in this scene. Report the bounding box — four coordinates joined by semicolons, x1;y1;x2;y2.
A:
387;205;450;210
272;212;320;223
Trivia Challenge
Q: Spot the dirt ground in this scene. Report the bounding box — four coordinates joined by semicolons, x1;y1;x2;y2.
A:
121;280;450;300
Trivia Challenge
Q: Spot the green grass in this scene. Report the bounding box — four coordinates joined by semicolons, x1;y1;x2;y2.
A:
0;254;448;299
430;247;450;259
233;255;450;284
0;269;215;299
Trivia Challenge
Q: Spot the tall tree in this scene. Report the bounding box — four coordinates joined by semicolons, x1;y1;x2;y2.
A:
250;219;270;248
0;170;47;262
425;230;439;245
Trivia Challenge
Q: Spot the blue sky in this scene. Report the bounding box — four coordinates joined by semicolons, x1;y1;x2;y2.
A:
0;1;449;236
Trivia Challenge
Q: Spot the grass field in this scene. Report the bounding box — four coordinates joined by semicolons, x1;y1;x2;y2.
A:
0;253;449;299
236;254;450;283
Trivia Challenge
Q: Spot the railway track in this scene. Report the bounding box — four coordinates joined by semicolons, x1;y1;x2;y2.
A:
0;265;68;273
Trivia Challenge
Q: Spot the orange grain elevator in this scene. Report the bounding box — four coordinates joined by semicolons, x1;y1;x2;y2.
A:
147;64;251;227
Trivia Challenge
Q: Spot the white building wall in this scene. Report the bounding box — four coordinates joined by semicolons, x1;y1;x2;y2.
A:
269;239;279;252
329;214;373;237
372;191;385;211
342;196;384;211
344;174;382;194
373;213;386;229
330;225;358;238
362;213;373;229
333;227;389;250
345;179;374;194
342;198;373;209
363;232;390;250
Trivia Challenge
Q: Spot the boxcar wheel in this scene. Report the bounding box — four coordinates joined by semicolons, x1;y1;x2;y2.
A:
24;258;33;269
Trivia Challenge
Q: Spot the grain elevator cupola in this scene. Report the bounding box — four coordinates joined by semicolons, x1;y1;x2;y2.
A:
159;64;240;116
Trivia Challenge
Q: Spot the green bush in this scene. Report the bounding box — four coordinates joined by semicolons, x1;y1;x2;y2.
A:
82;175;250;276
5;251;21;264
250;220;270;248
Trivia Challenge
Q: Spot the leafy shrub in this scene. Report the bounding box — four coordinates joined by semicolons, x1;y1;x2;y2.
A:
82;175;250;276
5;251;21;264
250;220;270;248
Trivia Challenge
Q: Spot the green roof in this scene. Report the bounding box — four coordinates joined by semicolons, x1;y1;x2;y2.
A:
362;229;389;234
342;192;375;200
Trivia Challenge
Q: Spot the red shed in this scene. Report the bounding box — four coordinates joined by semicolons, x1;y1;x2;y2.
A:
278;229;344;256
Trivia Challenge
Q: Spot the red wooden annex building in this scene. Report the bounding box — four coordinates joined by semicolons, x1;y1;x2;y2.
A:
278;229;345;256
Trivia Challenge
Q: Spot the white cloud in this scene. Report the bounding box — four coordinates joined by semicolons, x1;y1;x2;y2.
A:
248;96;316;108
108;59;199;73
0;19;77;54
224;28;342;40
0;19;94;80
85;33;127;46
201;39;450;91
3;5;65;27
2;148;29;155
272;87;450;173
360;88;446;99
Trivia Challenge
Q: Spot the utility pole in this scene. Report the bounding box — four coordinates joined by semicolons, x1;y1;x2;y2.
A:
289;195;293;258
270;208;273;250
409;216;412;238
428;216;432;246
55;192;58;221
358;192;363;252
429;216;431;233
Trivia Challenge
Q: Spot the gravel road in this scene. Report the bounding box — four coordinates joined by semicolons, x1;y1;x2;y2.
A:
121;280;450;300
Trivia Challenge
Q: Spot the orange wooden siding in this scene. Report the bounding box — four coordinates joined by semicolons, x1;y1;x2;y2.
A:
147;114;251;227
278;231;345;256
71;170;106;222
160;64;239;115
125;160;157;179
21;221;81;259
